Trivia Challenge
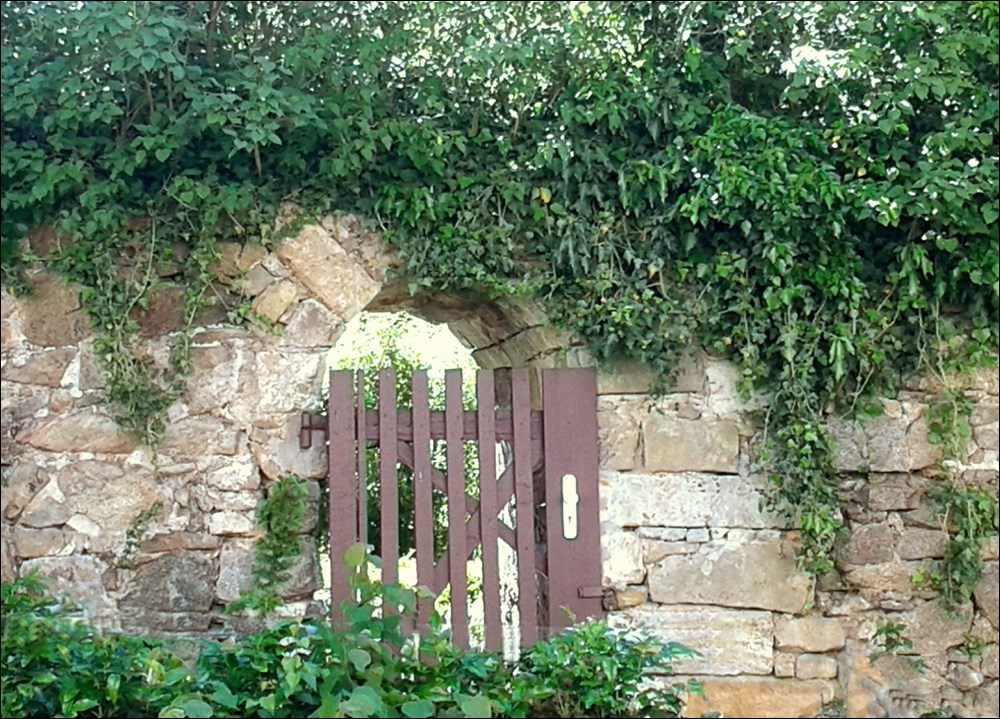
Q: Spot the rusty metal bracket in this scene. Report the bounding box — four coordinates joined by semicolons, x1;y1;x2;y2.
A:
578;585;616;611
299;411;328;449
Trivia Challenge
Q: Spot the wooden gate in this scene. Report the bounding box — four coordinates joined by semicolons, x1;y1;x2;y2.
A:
301;367;604;653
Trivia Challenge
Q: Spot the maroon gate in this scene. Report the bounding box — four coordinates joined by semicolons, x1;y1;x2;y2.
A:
301;367;604;653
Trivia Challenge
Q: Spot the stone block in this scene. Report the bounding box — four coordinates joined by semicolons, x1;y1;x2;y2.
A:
282;537;321;600
3;348;76;386
249;416;327;480
134;286;185;337
613;586;647;609
975;423;1000;452
898;527;948;560
597;397;643;471
277;223;381;321
775;651;797;678
796;653;839;679
161;416;239;456
280;299;343;347
596;360;656;395
600;472;783;529
642;539;696;564
55;461;159;533
841;523;896;565
20;274;88;347
120;610;214;633
609;605;774;675
18;555;115;628
240;263;274;297
186;346;246;415
775;616;846;652
682;677;832;718
216;540;255;602
975;563;999;631
204;455;260;492
864;475;921;511
16;410;137;454
973;403;1000;426
120;553;216;613
208;511;256;536
983;645;999;679
254;350;324;414
643;414;739;474
648;537;812;614
12;526;74;558
601;530;645;585
900;601;973;656
140;532;222;553
252;281;298;323
843;562;923;594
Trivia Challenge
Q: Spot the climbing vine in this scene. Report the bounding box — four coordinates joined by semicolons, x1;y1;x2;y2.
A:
228;474;309;616
1;2;998;580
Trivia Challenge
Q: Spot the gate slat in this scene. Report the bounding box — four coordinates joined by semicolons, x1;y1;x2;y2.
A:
355;370;368;549
328;370;356;619
378;370;399;612
445;369;469;649
512;368;537;647
411;371;434;630
476;370;501;652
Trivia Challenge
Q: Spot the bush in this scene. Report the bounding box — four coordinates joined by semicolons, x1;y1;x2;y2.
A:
2;571;697;718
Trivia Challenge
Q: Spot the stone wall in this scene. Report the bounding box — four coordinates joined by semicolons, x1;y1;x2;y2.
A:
1;214;998;718
596;359;999;718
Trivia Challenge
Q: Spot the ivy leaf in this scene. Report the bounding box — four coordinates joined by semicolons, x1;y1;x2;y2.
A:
341;686;381;718
348;648;372;671
458;695;493;718
401;700;435;718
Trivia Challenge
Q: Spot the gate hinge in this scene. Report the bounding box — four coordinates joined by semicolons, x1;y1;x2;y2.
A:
299;411;328;449
578;585;616;611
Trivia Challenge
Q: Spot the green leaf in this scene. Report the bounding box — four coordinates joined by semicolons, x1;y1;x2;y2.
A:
343;543;367;569
341;686;381;718
401;700;436;718
181;699;214;718
155;147;171;162
348;647;372;671
459;695;493;718
210;682;239;710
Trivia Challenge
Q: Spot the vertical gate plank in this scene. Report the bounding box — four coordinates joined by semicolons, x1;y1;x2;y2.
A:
512;369;537;647
411;371;434;630
355;370;368;549
476;370;501;652
445;369;469;649
378;370;399;610
542;368;602;632
328;370;357;618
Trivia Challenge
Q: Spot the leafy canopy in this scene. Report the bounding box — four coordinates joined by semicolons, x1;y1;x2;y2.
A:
2;1;998;574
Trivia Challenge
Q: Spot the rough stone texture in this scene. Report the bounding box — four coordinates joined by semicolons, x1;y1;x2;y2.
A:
601;472;782;529
597;397;643;471
208;511;256;536
252;281;298;323
796;653;839;680
975;563;999;631
601;530;645;585
897;527;949;560
648;537;813;614
20;273;89;346
281;299;343;347
56;462;160;533
643;413;740;474
774;616;846;652
119;553;216;613
682;677;832;719
216;540;255;603
829;404;939;472
18;555;115;627
277;223;381;321
161;416;239;456
610;605;775;675
16;410;138;453
842;523;896;565
3;348;76;386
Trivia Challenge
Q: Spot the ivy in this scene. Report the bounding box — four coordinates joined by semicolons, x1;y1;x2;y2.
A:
228;475;309;616
1;2;998;581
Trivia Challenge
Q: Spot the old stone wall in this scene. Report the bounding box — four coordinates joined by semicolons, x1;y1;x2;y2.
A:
1;214;997;718
596;360;999;718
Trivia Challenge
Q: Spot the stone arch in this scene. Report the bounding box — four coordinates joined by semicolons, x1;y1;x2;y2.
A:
0;211;583;633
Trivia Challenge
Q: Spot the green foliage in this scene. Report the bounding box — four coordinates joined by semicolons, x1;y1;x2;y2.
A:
228;475;309;616
869;619;924;672
930;484;999;609
1;573;204;718
2;567;695;718
1;1;997;574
